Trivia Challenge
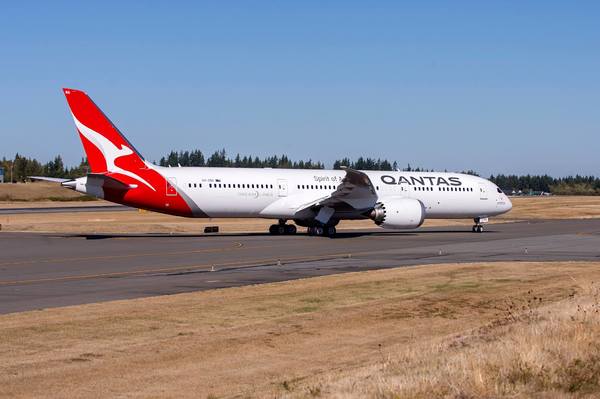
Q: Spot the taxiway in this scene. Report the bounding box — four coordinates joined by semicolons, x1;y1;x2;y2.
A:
0;219;598;314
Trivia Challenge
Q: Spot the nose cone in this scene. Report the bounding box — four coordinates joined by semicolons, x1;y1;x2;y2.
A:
504;196;513;212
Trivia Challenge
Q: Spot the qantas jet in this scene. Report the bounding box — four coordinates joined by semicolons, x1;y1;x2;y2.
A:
34;88;512;236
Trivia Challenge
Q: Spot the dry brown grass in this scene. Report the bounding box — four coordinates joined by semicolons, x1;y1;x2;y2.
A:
0;182;91;201
1;261;600;398
1;196;599;234
287;281;600;398
499;196;600;220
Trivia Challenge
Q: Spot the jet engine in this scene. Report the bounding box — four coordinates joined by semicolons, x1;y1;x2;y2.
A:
369;198;425;229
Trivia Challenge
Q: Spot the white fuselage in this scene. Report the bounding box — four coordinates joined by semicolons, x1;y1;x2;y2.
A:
153;167;512;220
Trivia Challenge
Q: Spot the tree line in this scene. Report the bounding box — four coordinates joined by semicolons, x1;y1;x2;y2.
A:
158;149;325;169
489;174;600;195
160;150;434;172
1;154;89;182
1;151;598;195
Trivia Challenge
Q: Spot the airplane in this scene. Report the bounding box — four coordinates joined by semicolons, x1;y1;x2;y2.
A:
32;88;512;236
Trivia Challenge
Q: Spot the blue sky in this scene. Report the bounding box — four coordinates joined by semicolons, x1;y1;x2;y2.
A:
1;1;598;177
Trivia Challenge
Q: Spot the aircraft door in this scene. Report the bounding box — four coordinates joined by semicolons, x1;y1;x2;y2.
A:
478;183;488;200
166;177;178;197
277;179;288;197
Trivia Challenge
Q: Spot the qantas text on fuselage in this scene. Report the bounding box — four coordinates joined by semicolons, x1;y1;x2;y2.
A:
31;88;512;236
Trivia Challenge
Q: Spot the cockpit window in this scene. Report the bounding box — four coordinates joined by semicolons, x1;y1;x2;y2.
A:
497;188;503;194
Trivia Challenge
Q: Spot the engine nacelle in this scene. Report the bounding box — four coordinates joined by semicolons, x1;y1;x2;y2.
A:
369;198;425;229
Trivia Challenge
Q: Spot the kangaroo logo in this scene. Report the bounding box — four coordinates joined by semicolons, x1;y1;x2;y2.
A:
71;114;156;191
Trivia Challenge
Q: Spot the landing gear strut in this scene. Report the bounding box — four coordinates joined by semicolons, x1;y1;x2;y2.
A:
472;217;487;233
268;220;297;235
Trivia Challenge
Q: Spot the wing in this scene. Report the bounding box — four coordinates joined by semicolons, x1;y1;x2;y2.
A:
319;167;377;209
293;167;378;223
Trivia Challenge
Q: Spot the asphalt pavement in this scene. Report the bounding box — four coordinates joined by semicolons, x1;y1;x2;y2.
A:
0;219;598;314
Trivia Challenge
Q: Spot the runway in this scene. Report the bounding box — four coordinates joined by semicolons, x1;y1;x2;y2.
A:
1;219;599;314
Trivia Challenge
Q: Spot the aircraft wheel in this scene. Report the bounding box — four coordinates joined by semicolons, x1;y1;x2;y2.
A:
314;227;324;236
326;226;336;237
277;225;286;235
269;225;279;235
472;225;477;232
285;224;297;235
476;225;484;233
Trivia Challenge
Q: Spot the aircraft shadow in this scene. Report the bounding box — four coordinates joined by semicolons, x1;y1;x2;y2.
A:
64;228;495;240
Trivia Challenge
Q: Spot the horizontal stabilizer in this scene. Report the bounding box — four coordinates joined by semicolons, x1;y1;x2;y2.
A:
28;176;72;183
87;173;133;191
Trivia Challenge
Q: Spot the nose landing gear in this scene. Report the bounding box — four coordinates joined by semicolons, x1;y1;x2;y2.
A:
472;224;484;233
472;217;488;233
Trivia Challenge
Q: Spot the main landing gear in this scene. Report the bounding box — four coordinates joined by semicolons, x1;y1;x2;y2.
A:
472;217;487;233
307;226;337;237
268;219;297;235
